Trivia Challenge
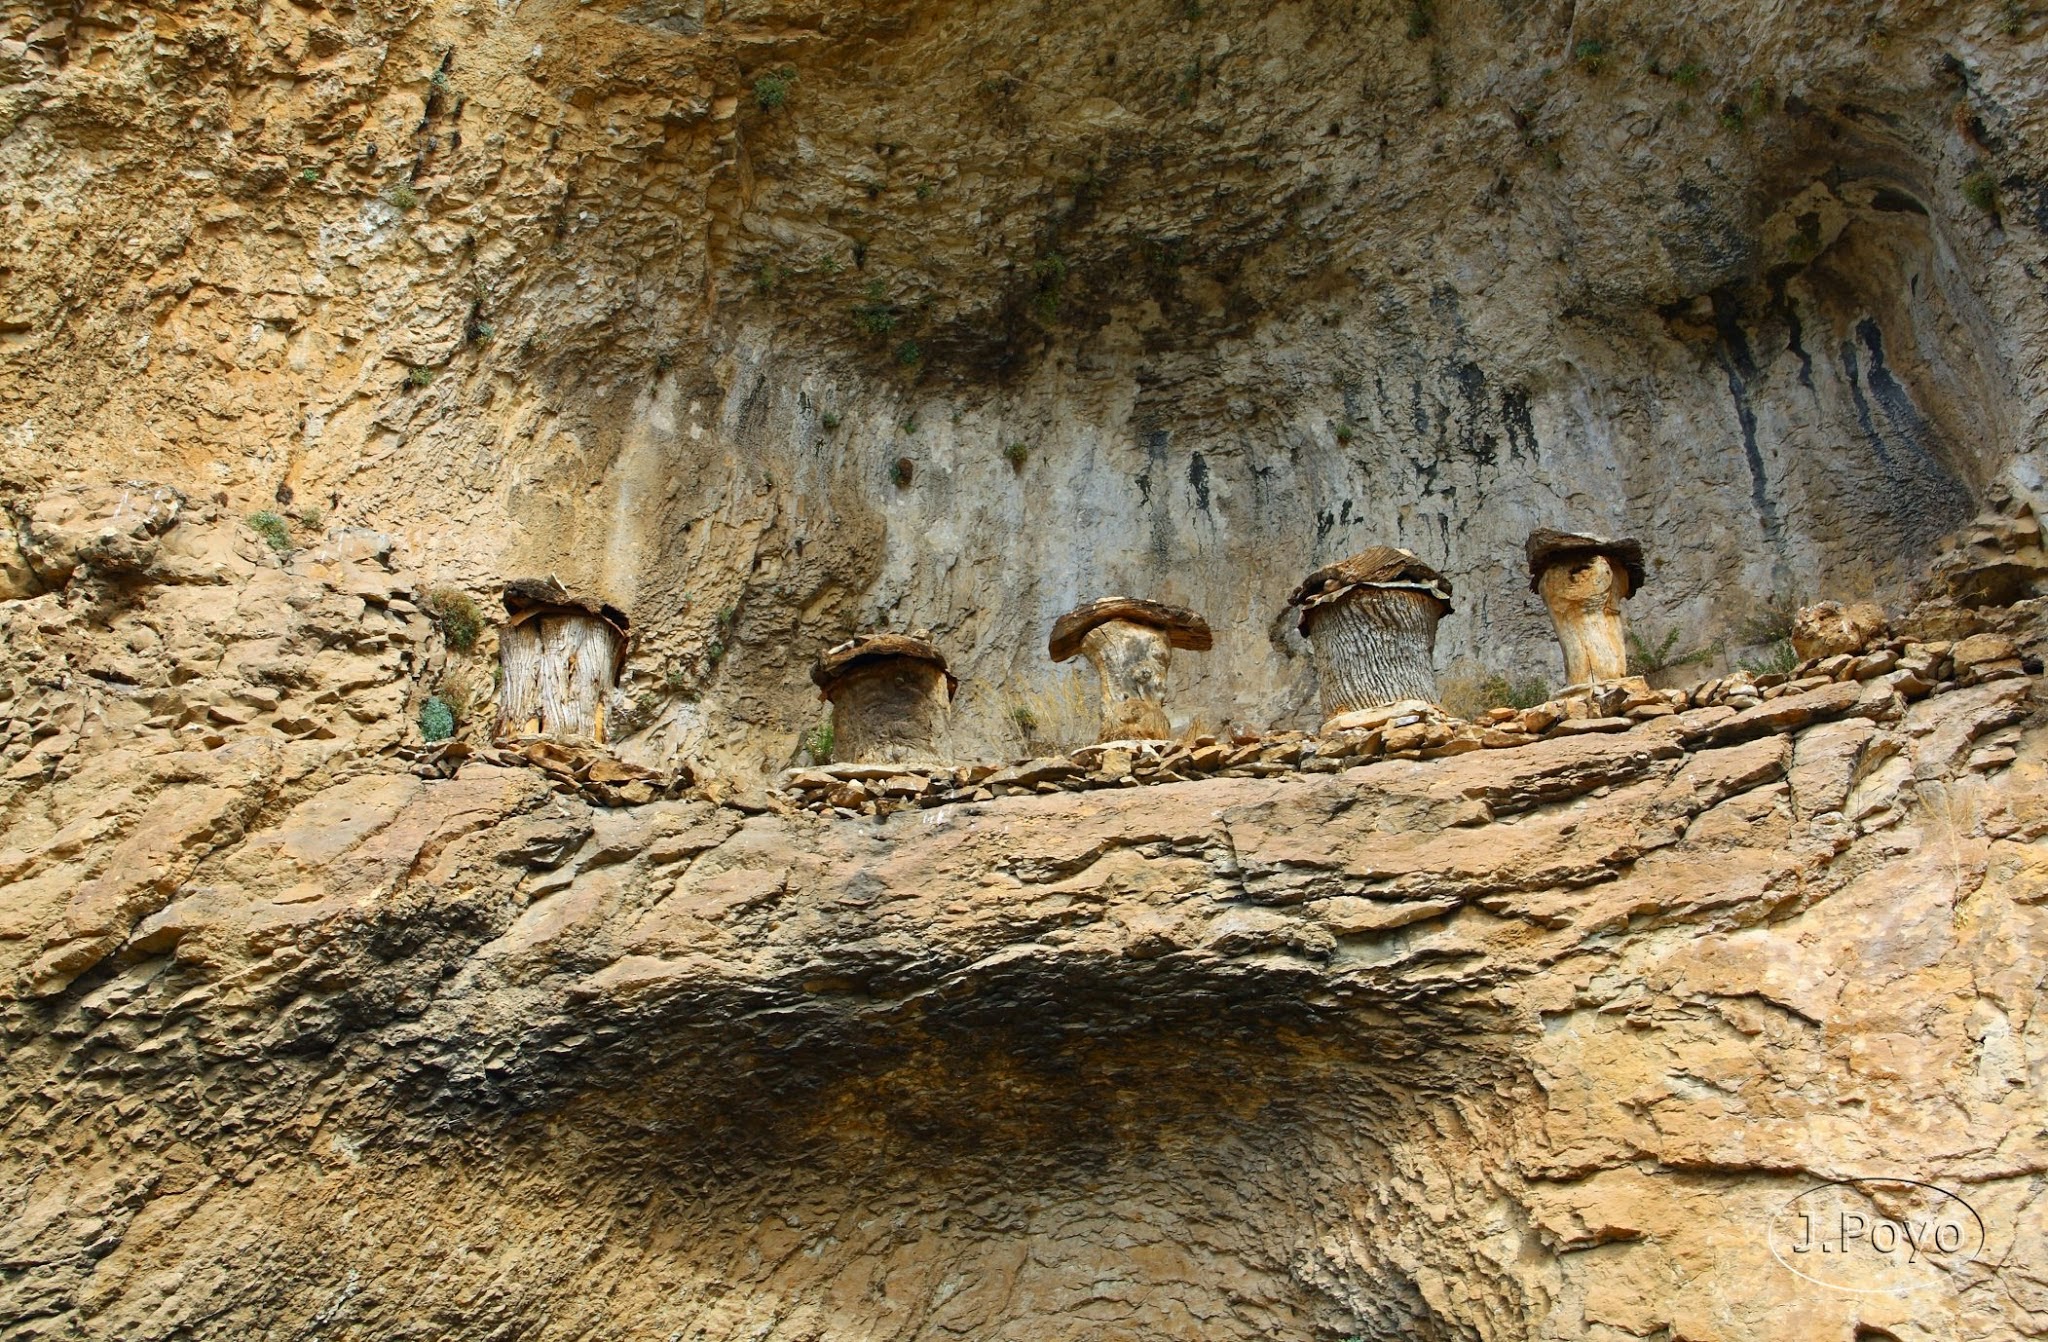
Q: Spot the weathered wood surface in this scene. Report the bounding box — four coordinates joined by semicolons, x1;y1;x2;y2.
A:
1307;585;1444;717
497;612;622;743
1078;617;1175;741
826;658;953;764
1537;554;1632;685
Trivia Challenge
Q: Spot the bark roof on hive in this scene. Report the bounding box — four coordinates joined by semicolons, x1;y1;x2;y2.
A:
1285;546;1455;634
501;576;631;635
1048;597;1214;663
1522;529;1646;596
811;633;958;694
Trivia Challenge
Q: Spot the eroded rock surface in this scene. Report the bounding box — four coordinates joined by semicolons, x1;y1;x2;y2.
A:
5;0;2046;769
2;596;2044;1337
5;1;2048;1337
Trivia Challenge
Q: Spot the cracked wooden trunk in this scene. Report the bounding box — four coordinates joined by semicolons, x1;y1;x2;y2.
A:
497;610;625;744
814;634;957;764
1305;586;1447;718
825;659;953;763
1079;618;1175;740
1527;531;1646;687
1049;599;1213;742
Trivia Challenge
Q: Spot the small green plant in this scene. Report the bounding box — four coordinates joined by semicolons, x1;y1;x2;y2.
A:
1738;640;1799;676
300;165;322;185
1004;442;1030;469
1671;59;1707;88
1031;252;1068;322
1963;171;1999;214
815;251;842;277
1573;38;1608;72
295;506;323;532
1783;224;1822;266
2001;1;2027;36
1335;422;1355;444
418;695;457;742
430;68;452;92
802;721;834;762
889;456;914;487
821;411;841;432
895;340;923;366
406;365;435;388
853;280;898;337
386;182;420;212
1480;674;1553;711
1444;671;1553;719
705;605;738;666
1719;102;1746;133
915;180;936;201
901;414;919;435
1627;626;1713;675
1011;704;1038;733
247;511;292;556
1174;55;1202;106
424;586;484;652
1405;0;1434;39
753;262;782;295
1182;0;1203;17
754;66;796;111
1733;594;1798;647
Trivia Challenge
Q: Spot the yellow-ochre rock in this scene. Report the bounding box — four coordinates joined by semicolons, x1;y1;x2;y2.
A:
3;0;2048;1336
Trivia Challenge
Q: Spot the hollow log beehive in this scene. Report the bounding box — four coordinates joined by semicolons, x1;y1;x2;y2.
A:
812;633;956;764
495;578;631;744
1288;547;1453;720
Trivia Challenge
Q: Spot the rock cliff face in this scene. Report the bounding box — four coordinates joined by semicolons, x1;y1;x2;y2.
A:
4;1;2048;1339
6;0;2047;766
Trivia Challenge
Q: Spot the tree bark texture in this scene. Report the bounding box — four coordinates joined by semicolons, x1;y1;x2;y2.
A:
1307;586;1444;717
1537;554;1631;685
826;658;954;764
1078;618;1175;741
496;612;623;743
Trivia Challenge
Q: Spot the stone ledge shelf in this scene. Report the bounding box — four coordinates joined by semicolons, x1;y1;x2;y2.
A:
1048;596;1213;741
770;628;2035;819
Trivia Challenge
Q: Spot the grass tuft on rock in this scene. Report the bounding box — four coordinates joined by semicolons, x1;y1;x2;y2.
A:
754;67;796;111
418;695;457;742
424;586;484;652
247;511;292;556
1963;171;1999;214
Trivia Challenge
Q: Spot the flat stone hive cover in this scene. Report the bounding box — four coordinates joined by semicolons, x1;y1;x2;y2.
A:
811;632;956;693
1047;597;1214;662
1286;546;1455;634
1522;529;1647;595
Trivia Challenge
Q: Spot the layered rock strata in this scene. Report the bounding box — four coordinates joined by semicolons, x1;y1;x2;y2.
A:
1;610;2043;1339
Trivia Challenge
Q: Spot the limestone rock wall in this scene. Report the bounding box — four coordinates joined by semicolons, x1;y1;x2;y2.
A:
5;3;2048;1336
1;570;2044;1337
5;0;2047;770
